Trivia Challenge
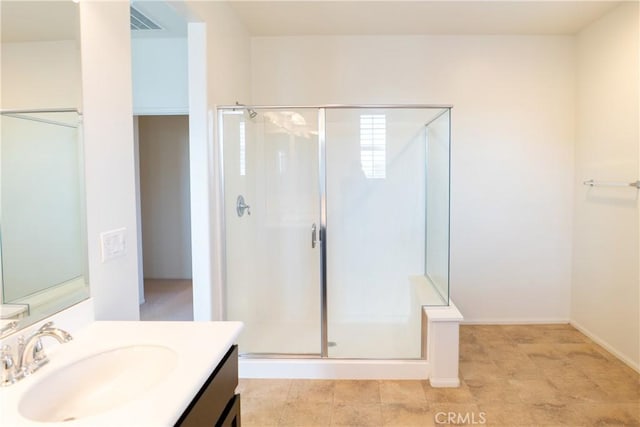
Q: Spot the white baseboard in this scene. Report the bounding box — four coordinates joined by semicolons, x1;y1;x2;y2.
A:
429;377;460;388
240;358;429;380
460;318;570;325
569;319;640;374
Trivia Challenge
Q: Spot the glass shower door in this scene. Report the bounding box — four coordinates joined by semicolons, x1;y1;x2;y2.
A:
221;108;322;355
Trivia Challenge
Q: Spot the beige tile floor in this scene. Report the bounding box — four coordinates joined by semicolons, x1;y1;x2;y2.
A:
238;324;640;426
136;284;638;425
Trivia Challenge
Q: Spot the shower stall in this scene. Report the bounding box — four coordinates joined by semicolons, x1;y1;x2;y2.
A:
218;105;451;361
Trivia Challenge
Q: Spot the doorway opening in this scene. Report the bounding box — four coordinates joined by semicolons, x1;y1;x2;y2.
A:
136;115;193;321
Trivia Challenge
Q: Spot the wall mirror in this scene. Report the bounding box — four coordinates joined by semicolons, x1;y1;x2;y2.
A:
0;1;89;336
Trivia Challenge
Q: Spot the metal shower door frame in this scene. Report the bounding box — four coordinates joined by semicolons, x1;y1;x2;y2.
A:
218;104;452;359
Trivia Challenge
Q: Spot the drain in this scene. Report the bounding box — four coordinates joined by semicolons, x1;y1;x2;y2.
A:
62;417;76;422
328;341;337;347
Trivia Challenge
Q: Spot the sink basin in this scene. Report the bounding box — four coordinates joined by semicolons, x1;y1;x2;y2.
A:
18;345;177;422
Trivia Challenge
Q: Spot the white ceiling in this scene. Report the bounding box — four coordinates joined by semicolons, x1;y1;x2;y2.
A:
0;1;624;43
228;1;623;36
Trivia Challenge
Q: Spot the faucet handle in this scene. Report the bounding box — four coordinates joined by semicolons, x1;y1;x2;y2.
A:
33;339;47;363
37;321;54;332
21;339;49;375
17;336;25;361
0;321;19;337
1;345;16;386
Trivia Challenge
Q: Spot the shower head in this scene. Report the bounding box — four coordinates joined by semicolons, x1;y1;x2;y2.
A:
235;101;258;120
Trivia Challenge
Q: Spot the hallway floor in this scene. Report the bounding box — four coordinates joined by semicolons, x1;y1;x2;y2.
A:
139;279;193;321
238;324;640;426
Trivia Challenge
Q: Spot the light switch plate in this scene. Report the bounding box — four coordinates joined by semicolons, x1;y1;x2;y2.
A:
100;228;126;262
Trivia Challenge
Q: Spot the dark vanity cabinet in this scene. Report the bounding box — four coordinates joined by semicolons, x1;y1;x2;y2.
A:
175;345;241;427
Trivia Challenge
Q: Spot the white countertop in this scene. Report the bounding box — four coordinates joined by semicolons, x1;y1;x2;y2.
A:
0;321;243;427
0;304;28;319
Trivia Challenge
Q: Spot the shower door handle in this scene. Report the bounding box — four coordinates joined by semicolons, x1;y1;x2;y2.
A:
311;223;317;249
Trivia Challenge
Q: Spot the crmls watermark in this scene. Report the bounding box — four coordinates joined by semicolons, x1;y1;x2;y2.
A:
434;411;487;425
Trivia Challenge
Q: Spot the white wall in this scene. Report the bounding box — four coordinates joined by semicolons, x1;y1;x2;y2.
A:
133;116;145;304
80;0;140;320
0;41;81;109
251;35;575;322
572;2;640;370
131;37;188;115
187;2;252;106
183;2;252;320
139;115;192;279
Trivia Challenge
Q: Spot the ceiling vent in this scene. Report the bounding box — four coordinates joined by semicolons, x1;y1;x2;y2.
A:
130;6;162;31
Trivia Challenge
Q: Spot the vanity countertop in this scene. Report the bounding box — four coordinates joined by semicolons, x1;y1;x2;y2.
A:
0;321;243;427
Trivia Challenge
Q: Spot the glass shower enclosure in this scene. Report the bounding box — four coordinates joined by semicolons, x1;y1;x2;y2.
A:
219;105;451;360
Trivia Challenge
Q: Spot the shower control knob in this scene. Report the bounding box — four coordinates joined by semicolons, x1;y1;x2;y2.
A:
236;195;251;217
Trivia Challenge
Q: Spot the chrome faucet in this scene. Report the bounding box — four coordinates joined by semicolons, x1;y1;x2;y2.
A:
20;322;73;374
1;321;72;386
